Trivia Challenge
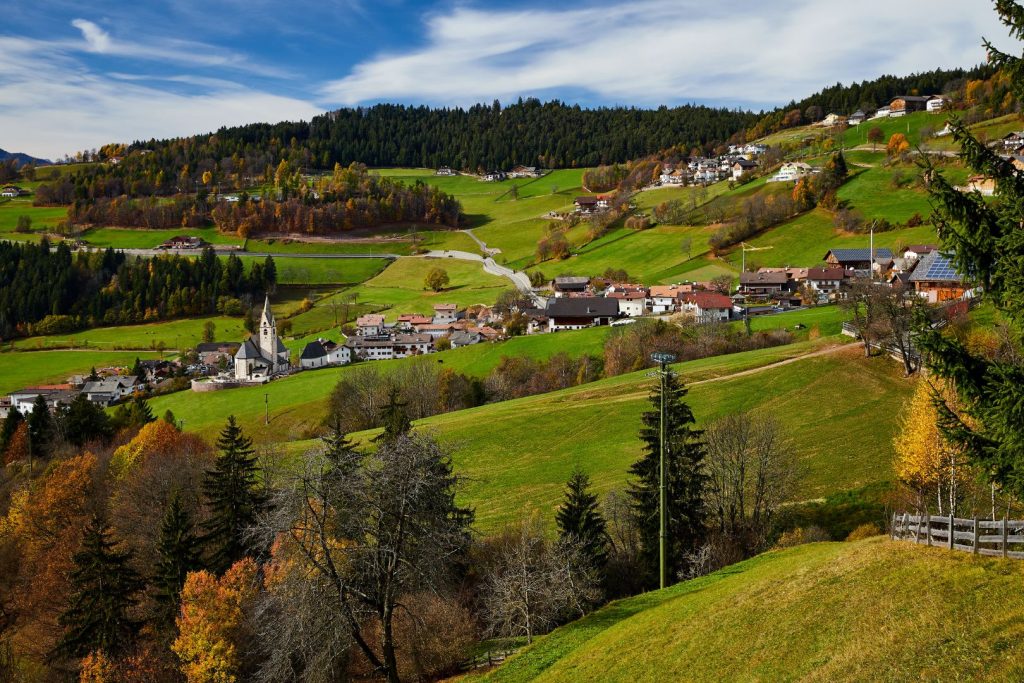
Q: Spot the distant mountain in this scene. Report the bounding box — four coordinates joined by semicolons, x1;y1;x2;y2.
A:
0;148;50;167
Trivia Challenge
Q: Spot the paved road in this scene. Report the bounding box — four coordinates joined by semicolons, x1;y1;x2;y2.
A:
460;228;499;256
420;249;543;305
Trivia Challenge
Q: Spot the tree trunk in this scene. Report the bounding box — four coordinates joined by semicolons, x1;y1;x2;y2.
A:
381;604;401;683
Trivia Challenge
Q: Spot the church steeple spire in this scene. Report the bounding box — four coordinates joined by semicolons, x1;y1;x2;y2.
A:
258;295;277;359
261;295;274;327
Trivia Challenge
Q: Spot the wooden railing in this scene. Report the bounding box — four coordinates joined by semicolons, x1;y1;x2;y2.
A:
891;512;1024;559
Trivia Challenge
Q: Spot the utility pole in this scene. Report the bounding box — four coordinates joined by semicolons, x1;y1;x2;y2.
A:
651;351;676;589
264;392;269;425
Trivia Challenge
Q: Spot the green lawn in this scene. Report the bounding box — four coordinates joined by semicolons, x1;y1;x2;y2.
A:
236;256;390;285
483;537;1024;682
0;197;67;241
723;208;938;269
735;304;849;338
841;111;950;149
81;226;242;249
836;164;935;223
243;229;478;256
342;256;509;319
6;316;248;351
0;350;162;395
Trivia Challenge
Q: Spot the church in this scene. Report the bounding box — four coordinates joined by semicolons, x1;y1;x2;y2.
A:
234;296;290;380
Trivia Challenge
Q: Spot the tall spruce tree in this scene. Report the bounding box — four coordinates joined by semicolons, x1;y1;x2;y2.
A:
202;415;267;574
918;0;1024;501
375;388;412;443
0;407;23;455
27;394;51;461
53;515;144;659
154;493;204;624
555;468;609;570
628;371;707;586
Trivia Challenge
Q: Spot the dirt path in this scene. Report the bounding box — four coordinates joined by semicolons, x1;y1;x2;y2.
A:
689;341;860;387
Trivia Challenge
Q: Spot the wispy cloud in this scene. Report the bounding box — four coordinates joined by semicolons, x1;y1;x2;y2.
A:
0;34;321;158
322;0;1007;108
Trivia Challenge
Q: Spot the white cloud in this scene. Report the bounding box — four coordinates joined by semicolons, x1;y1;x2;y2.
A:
322;0;1009;108
71;18;112;53
0;36;321;159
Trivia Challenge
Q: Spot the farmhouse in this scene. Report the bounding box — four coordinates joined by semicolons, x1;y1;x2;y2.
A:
649;285;689;314
888;95;930;116
820;113;846;127
769;162;813;183
806;267;846;294
732;158;757;180
196;341;240;366
963;175;996;196
607;290;647;317
848;110;868;125
553;276;591;297
509;165;540;178
449;330;482;348
542;297;618;331
159;235;204;249
82;376;141;406
234;297;290;380
355;314;387;337
823;248;893;272
927;96;946;112
432;303;459;324
680;291;733;322
908;250;967;303
436;166;456;176
6;386;78;417
904;244;938;260
1;185;27;197
739;271;789;296
345;333;434;361
299;339;350;369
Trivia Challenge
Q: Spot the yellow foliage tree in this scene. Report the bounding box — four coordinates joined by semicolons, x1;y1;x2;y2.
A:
109;419;196;479
894;377;974;515
201;171;213;186
172;559;258;683
886;133;910;157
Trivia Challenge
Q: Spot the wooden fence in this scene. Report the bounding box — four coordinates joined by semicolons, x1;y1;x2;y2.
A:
891;512;1024;559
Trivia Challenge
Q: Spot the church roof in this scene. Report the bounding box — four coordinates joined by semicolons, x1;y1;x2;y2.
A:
235;338;262;360
260;295;275;328
300;340;326;360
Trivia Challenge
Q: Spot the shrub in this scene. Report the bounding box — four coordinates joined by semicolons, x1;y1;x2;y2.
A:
845;523;882;541
773;526;831;549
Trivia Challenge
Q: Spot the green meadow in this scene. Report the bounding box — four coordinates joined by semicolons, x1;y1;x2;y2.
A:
6;316;248;351
483;538;1024;683
0;350;162;395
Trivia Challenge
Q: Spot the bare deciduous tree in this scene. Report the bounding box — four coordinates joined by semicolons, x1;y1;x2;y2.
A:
256;432;472;683
704;412;798;555
480;516;601;644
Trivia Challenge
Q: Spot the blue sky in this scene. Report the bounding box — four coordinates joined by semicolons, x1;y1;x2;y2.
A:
0;1;1009;159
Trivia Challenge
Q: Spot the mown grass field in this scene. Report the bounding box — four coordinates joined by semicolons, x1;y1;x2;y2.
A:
342;256;509;319
0;350;161;395
146;325;620;441
80;226;243;249
482;537;1024;683
6;316;248;351
236;255;390;285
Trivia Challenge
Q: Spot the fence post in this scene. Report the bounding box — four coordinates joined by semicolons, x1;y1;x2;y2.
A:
926;514;932;546
973;517;979;555
900;512;908;541
1003;517;1009;559
915;513;923;544
949;514;955;550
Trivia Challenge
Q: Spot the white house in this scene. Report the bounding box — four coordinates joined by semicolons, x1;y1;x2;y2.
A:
805;267;845;294
82;376;141;406
871;106;891;119
608;291;647;317
732;159;757;180
649;285;688;314
355;313;386;337
7;387;77;415
234;297;290;380
680;292;732;322
299;339;350;369
432;303;458;325
769;162;813;183
927;96;946;112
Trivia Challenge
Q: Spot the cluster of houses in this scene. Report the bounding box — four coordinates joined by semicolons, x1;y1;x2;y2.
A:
738;245;967;306
960;131;1024;196
0;359;183;419
767;161;817;184
435;165;545;182
824;95;947;127
658;149;764;187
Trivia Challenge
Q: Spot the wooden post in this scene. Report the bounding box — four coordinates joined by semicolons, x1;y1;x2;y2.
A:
901;512;909;541
973;517;979;555
926;514;932;546
948;514;955;550
1003;517;1009;559
915;513;923;543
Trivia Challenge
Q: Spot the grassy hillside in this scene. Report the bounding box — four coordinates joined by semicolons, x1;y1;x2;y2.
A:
343;256;510;319
6;316;248;351
482;537;1024;682
0;350;161;395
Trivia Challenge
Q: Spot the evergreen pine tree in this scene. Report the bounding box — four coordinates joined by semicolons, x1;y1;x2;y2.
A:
322;413;360;476
917;1;1024;501
375;388;411;443
61;394;113;447
628;371;707;586
0;407;23;456
131;357;144;380
126;395;155;427
202;415;267;574
555;468;609;570
53;515;144;659
154;493;204;624
87;366;99;382
263;254;277;292
163;409;178;428
27;394;51;461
